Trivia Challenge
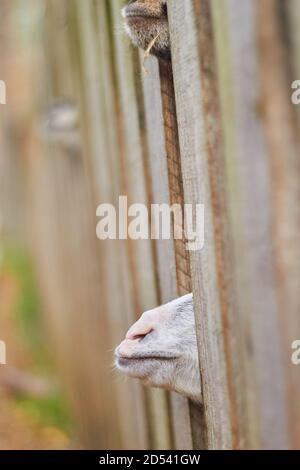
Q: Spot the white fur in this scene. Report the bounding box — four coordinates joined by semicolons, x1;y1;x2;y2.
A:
115;293;202;402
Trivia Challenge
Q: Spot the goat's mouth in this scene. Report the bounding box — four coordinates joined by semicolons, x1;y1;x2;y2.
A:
115;353;177;369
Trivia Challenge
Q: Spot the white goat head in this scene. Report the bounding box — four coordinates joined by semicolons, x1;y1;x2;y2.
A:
115;293;202;402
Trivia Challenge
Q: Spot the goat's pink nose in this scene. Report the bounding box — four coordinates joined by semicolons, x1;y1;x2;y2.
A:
116;318;153;358
126;319;153;341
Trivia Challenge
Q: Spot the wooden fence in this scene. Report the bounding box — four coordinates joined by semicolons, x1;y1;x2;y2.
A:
6;0;299;449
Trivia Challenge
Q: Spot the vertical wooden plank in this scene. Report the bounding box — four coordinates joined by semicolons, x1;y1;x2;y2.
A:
0;0;27;242
140;55;195;450
158;59;207;450
74;0;148;450
30;0;122;449
257;0;300;448
168;0;241;449
158;61;192;297
285;0;300;447
140;57;177;301
212;0;290;449
110;0;172;450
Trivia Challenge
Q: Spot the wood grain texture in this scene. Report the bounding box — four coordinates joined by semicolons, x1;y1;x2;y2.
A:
158;58;207;450
140;55;194;450
168;0;239;450
110;0;172;451
213;0;291;449
76;0;148;449
256;0;300;448
31;0;121;447
158;61;192;296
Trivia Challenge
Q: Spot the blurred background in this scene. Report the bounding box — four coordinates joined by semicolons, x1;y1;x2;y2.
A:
0;0;150;450
1;0;300;451
0;0;178;451
0;0;79;450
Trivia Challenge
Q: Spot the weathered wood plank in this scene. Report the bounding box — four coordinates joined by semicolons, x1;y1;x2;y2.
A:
168;0;239;449
212;0;290;449
140;55;194;450
285;0;300;447
32;0;121;448
158;58;207;450
256;0;300;448
110;0;172;450
75;0;148;449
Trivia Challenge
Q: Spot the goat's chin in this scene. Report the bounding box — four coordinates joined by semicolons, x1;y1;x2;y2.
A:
174;381;202;404
115;356;176;381
115;355;202;403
